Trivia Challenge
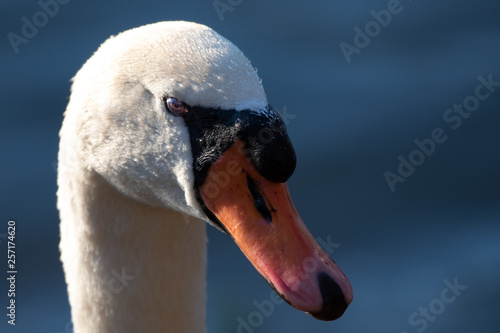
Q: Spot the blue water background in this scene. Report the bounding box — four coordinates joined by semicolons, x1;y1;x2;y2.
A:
1;0;499;332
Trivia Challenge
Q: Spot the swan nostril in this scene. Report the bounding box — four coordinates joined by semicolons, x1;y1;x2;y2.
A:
246;175;273;223
309;272;348;321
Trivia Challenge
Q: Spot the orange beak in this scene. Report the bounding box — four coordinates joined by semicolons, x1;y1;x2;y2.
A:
200;140;353;320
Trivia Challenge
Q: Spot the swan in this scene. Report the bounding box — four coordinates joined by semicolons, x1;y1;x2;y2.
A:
57;21;353;332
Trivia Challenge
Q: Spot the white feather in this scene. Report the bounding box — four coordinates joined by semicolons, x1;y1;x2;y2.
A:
58;21;267;332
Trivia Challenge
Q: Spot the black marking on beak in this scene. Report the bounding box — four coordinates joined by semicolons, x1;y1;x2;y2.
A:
179;104;295;229
182;105;296;189
246;175;273;223
309;272;348;321
241;117;296;184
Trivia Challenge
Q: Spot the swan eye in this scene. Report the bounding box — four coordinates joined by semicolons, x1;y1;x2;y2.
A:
165;97;189;116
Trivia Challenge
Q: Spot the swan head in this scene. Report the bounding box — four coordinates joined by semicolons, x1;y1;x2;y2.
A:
61;21;352;321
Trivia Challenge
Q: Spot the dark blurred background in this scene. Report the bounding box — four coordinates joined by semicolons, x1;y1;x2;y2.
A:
1;0;499;332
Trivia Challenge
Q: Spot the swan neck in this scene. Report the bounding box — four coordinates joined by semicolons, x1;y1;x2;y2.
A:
59;170;207;332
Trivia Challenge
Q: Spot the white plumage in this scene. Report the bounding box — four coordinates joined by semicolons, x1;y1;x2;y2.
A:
58;21;267;332
58;21;352;333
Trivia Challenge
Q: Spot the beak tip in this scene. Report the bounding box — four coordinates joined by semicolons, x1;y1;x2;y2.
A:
308;271;351;321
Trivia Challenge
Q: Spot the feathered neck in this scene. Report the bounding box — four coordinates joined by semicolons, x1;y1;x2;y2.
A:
58;168;207;332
